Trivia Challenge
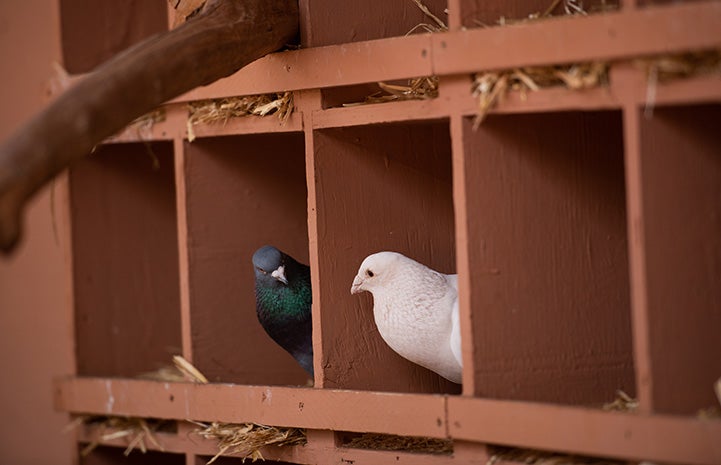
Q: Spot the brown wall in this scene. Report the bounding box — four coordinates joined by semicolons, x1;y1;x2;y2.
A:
0;1;74;464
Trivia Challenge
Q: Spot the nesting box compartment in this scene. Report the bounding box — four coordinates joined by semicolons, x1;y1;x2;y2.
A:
51;0;721;464
313;121;459;394
461;111;635;404
636;103;721;415
70;142;181;378
183;134;309;385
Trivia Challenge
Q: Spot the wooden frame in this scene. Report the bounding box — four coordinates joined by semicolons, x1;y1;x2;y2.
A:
53;1;721;464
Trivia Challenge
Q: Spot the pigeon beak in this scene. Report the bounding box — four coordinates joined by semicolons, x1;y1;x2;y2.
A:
350;275;364;294
271;265;289;285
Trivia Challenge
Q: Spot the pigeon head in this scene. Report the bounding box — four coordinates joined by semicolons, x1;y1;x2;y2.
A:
253;245;289;286
350;251;404;295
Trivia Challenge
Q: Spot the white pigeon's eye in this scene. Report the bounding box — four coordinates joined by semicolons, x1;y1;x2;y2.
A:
366;269;374;277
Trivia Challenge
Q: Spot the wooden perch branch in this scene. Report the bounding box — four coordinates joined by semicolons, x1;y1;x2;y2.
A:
0;0;299;253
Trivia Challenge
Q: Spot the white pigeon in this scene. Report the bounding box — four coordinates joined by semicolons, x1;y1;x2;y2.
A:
350;251;462;383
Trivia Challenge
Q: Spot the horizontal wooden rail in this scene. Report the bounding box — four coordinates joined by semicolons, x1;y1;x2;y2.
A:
55;377;721;465
57;2;721;104
54;377;447;439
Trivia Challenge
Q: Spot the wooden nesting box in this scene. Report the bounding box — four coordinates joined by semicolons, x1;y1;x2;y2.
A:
52;0;721;464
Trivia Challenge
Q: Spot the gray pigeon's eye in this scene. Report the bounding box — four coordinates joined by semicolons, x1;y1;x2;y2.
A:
366;270;374;277
257;267;267;274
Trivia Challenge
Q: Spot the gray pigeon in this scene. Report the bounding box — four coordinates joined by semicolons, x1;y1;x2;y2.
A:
350;251;462;383
253;245;313;377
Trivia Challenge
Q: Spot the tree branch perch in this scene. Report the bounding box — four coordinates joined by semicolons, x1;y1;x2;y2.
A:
0;0;299;253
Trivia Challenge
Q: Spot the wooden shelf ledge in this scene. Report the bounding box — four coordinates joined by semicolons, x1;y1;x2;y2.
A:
54;377;447;439
55;377;721;465
75;423;458;465
58;3;721;104
96;74;721;143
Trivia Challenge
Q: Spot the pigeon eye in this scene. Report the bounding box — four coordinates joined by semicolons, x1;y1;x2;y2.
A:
256;267;267;274
366;270;374;277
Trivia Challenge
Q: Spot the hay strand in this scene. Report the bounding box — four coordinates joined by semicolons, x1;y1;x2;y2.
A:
136;355;209;383
602;390;639;412
191;421;307;463
67;416;171;457
344;0;445;107
472;62;608;128
187;92;293;141
173;354;210;383
638;49;721;117
143;357;307;463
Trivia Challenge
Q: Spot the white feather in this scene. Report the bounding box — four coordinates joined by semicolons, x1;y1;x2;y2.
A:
351;252;462;383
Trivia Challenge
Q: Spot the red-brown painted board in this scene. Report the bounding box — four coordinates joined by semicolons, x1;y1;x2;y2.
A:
53;378;448;438
77;425;461;465
462;112;635;404
70;143;182;377
459;0;620;28
81;446;184;465
312;98;450;129
448;396;721;465
57;5;721;102
433;2;721;75
187;112;304;139
638;104;721;415
60;0;168;73
177;35;433;100
183;134;310;385
304;0;447;47
313;121;461;394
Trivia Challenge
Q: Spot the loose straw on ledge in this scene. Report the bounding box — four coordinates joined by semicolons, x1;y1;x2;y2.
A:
186;92;293;141
150;356;306;464
343;0;446;106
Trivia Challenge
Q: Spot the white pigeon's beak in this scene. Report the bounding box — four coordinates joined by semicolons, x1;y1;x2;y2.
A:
350;275;364;294
271;265;288;285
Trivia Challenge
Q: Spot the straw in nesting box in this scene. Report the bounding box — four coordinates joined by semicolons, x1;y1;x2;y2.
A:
343;433;453;455
106;108;166;143
343;0;446;107
190;421;307;464
487;446;624;465
472;61;608;128
144;356;307;463
470;0;617;127
137;355;210;383
637;49;721;117
187;92;293;141
67;415;171;457
601;389;639;412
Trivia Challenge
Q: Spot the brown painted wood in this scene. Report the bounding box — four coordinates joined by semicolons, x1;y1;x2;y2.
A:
312;121;461;394
304;0;446;47
81;446;184;465
638;104;721;415
459;0;620;27
183;134;310;385
70;143;182;377
54;377;448;438
76;425;460;465
60;0;169;74
448;396;721;465
55;376;721;464
433;2;721;75
53;5;721;103
0;0;299;253
461;112;635;404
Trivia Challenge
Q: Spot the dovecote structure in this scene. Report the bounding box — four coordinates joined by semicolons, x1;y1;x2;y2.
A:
53;1;721;464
